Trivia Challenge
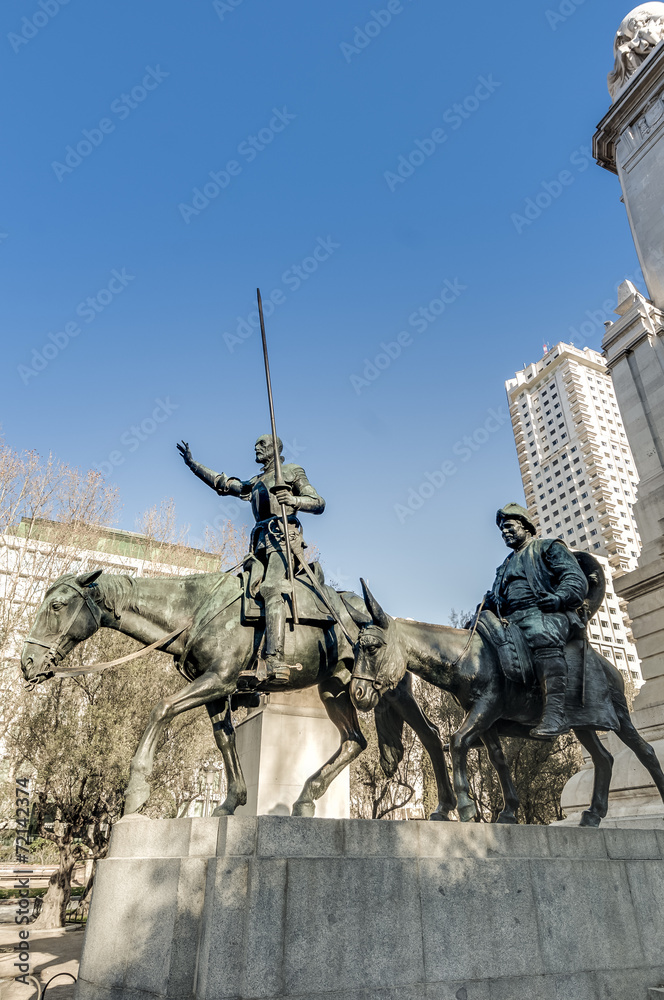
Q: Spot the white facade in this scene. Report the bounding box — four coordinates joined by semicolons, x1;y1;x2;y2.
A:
0;518;219;668
505;342;643;690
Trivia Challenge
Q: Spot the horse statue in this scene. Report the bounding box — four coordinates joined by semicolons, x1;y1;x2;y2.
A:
345;580;664;828
20;568;456;820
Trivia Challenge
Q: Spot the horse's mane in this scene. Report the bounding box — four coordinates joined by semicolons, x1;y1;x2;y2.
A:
95;570;232;618
97;575;143;617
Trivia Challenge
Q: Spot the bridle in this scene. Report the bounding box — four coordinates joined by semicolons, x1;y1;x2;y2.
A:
350;624;397;695
23;577;191;685
25;579;103;666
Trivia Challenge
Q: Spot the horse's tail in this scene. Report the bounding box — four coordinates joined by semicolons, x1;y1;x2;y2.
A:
375;695;405;778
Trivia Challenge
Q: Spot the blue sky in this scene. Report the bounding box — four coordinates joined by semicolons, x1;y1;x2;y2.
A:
0;0;645;621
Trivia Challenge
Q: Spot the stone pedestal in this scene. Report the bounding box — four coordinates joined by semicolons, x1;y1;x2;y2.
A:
235;689;350;818
75;816;664;1000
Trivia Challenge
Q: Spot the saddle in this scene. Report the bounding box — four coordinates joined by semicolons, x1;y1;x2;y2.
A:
475;610;620;732
241;562;338;626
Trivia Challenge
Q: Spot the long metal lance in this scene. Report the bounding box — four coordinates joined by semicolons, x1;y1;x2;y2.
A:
257;288;299;625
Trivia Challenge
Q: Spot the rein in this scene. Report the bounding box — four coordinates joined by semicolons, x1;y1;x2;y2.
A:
54;622;192;678
447;596;485;669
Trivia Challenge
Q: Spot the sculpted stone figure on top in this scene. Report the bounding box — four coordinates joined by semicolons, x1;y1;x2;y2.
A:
608;3;664;99
178;435;325;682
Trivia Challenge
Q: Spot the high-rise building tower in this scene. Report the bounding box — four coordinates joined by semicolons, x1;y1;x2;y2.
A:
505;342;643;690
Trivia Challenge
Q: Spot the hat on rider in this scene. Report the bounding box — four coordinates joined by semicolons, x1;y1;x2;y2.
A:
496;503;537;536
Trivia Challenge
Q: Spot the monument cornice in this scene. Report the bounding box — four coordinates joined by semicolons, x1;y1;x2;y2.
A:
615;564;664;601
594;41;664;173
603;322;664;369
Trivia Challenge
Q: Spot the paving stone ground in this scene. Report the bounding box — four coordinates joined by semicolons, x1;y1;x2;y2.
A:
0;912;83;1000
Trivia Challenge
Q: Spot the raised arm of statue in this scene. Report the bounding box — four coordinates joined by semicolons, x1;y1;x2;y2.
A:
176;441;249;500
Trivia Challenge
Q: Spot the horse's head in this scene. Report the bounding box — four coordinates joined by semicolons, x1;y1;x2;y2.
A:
344;580;406;713
21;570;104;687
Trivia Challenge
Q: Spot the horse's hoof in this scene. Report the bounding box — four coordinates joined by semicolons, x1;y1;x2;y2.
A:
458;803;477;823
496;813;518;825
429;811;452;822
291;800;315;817
579;810;601;828
124;778;150;815
212;805;234;817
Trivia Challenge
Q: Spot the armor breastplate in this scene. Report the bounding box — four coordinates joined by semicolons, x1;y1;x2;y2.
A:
250;472;282;522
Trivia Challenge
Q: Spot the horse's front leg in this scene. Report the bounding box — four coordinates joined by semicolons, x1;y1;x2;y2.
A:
125;670;228;814
291;672;367;817
384;676;456;820
450;701;497;822
207;697;247;816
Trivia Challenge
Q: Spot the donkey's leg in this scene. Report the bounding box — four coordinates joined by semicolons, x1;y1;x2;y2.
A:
386;679;456;820
291;674;367;818
480;727;519;824
451;701;497;823
614;711;664;803
573;727;613;828
125;670;227;814
206;698;247;817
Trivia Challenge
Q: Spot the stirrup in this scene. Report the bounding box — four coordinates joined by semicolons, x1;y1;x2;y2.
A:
264;657;302;685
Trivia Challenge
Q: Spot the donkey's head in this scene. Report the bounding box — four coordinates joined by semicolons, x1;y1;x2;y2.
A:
21;570;104;686
344;580;407;713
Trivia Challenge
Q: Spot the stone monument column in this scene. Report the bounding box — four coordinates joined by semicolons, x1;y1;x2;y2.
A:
580;7;664;824
596;5;664;312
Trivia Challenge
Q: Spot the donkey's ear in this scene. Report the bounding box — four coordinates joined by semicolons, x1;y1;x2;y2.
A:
341;593;372;627
360;579;390;630
76;569;103;589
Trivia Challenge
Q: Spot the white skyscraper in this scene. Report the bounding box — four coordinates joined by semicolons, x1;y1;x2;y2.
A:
505;342;643;690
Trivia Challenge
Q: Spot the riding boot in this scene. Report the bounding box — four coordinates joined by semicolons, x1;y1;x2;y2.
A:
263;599;293;684
530;648;570;740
